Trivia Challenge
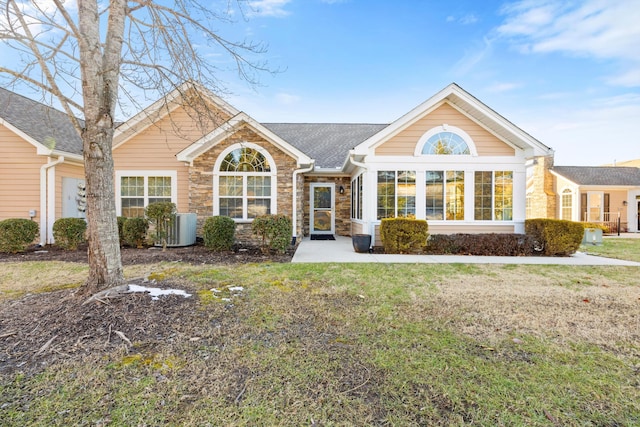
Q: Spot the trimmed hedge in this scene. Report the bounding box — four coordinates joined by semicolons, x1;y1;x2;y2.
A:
380;218;429;254
425;233;535;256
525;218;584;256
123;217;149;248
52;217;87;250
252;214;292;254
0;218;38;253
203;216;236;251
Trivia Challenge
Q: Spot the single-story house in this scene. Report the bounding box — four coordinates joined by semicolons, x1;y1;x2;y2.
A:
1;82;555;246
527;155;640;232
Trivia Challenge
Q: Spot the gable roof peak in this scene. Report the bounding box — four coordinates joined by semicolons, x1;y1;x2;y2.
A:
352;82;553;158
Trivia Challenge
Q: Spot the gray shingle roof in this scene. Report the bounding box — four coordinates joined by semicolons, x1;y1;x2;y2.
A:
263;123;388;168
0;87;83;155
552;166;640;186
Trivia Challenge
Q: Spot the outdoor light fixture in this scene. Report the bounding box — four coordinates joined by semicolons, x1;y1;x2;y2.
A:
623;200;628;206
339;185;345;194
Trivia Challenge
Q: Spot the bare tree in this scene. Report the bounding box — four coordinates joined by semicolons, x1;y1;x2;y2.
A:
0;0;266;294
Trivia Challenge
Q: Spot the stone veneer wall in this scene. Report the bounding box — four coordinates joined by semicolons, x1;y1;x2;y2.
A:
188;125;301;244
528;155;557;219
303;176;352;237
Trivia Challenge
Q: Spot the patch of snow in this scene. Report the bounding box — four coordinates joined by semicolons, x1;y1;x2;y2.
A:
127;284;192;300
228;286;244;292
210;288;221;293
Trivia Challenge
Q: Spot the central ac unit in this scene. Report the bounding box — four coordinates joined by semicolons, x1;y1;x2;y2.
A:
165;213;197;247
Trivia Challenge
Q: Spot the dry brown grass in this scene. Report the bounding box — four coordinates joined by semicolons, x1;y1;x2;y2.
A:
0;261;172;300
406;266;640;356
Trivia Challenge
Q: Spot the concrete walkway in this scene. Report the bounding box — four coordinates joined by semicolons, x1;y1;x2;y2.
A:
291;235;640;266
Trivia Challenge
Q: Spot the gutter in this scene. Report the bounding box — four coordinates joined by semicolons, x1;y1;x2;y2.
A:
291;161;315;244
39;156;65;245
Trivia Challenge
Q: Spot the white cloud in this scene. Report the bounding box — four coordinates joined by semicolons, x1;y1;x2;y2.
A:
496;0;640;85
514;92;640;165
452;36;494;77
486;82;522;92
247;0;292;18
446;13;479;25
275;92;301;105
606;69;640;87
459;14;479;25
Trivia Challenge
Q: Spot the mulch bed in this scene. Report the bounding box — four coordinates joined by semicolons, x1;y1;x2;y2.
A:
0;242;294;265
0;243;294;376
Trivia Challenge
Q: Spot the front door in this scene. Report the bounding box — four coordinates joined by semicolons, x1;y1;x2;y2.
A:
310;183;334;234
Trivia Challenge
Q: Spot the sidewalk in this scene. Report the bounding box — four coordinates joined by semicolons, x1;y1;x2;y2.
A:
291;235;640;266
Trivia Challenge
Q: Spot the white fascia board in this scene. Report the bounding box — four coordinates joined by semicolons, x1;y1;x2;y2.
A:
352;83;553;158
113;82;241;150
177;112;313;166
548;169;579;186
362;155;527;168
48;149;83;163
1;117;51;154
176;115;243;162
241;114;313;166
446;86;552;156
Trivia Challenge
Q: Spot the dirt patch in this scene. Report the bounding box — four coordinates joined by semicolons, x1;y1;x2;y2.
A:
0;243;294;376
0;280;212;376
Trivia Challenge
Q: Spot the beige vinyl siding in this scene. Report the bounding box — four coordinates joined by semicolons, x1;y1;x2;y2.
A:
351;221;366;235
113;106;204;213
0;126;45;221
607;191;628;224
54;162;85;219
375;103;515;156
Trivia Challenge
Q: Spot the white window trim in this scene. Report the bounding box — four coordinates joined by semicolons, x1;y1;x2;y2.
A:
213;142;278;222
115;170;178;216
414;124;478;157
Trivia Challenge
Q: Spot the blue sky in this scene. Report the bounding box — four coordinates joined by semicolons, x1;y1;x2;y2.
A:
221;0;640;166
1;0;638;166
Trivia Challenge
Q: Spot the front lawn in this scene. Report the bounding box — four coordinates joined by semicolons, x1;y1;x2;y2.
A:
581;237;640;263
1;262;639;425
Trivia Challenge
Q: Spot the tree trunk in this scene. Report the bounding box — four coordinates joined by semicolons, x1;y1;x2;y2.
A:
77;0;126;295
82;123;124;295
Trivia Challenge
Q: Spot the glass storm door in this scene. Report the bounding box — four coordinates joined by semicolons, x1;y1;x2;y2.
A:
310;183;334;234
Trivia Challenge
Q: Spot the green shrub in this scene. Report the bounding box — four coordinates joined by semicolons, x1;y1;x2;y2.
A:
0;218;38;253
145;202;176;251
380;218;429;254
123;217;149;248
525;218;584;256
52;217;87;250
117;216;127;245
425;233;535;256
203;216;236;251
581;222;610;233
252;214;292;254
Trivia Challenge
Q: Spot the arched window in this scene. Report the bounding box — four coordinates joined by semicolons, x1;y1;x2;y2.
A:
423;132;470;155
415;125;477;156
214;144;276;220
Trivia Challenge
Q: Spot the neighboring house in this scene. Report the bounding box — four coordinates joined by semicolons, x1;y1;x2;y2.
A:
1;82;554;246
528;156;640;232
0;87;85;245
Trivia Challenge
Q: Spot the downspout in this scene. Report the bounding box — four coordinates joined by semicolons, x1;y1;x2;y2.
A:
39;156;65;246
292;161;315;245
348;151;373;247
